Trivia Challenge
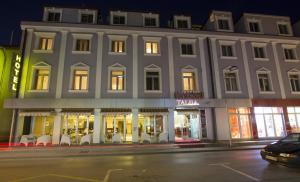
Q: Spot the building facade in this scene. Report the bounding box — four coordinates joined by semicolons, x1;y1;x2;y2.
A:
4;7;300;145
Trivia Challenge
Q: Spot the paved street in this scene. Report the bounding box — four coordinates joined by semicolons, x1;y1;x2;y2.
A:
0;150;299;182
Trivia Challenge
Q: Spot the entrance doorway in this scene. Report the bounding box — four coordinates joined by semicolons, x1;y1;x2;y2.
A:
103;114;132;143
175;111;200;142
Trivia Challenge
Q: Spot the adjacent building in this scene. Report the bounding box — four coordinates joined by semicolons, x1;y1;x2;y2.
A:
4;7;300;145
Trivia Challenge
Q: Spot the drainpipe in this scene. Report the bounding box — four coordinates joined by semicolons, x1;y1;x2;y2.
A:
206;37;217;142
9;29;27;147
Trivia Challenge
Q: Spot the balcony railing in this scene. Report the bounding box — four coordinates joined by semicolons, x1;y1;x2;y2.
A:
174;91;204;99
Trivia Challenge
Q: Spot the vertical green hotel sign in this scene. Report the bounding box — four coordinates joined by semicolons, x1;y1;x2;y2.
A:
12;54;21;91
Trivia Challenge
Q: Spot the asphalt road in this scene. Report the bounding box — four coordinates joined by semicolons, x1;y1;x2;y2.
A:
0;150;299;182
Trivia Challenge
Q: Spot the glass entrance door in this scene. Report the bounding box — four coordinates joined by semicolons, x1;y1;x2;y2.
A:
175;112;200;141
103;114;132;143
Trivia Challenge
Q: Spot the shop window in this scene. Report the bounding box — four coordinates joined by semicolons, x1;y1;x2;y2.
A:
138;114;164;140
254;107;285;138
228;108;252;139
287;107;300;132
174;112;200;141
32;116;54;137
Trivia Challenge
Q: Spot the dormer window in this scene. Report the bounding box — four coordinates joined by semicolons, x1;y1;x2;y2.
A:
80;13;94;24
218;19;230;30
143;13;159;27
248;19;262;33
47;11;61;22
174;16;191;29
145;17;156;27
113;15;125;25
278;22;291;36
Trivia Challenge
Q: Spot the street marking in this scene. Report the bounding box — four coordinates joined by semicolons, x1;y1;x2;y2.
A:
209;163;260;182
48;174;101;182
9;174;48;182
103;169;123;182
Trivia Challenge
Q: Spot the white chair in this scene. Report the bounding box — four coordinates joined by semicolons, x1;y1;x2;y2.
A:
60;135;71;146
112;133;122;143
80;134;92;145
159;132;168;143
36;135;52;146
19;134;36;147
141;133;151;143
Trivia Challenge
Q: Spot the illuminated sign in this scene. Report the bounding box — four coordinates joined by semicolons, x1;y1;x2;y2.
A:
176;99;200;106
12;54;21;91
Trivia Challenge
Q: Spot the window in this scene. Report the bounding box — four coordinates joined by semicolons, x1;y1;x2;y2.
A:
111;41;125;53
278;23;290;35
253;47;266;59
181;44;194;55
218;19;230;30
145;42;159;54
289;74;300;92
39;38;53;51
75;39;90;52
221;45;234;57
248;20;261;33
73;70;88;90
177;20;188;29
254;107;285;138
228;108;252;139
257;72;272;92
111;70;125;90
33;68;49;90
284;48;297;60
287;107;300;132
182;72;195;91
47;12;61;22
113;15;125;25
146;71;160;91
81;13;94;24
224;71;239;92
144;17;157;27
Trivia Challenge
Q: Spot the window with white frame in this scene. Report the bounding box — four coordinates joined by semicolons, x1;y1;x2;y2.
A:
143;14;159;27
144;64;161;92
111;11;127;25
39;37;53;51
108;35;128;54
248;20;262;33
217;18;230;30
182;72;196;91
219;40;236;58
80;12;94;24
221;45;234;57
288;70;300;93
174;16;191;29
224;67;240;92
70;63;89;91
72;34;93;53
108;63;126;91
47;11;61;22
32;63;50;91
252;43;267;60
257;69;273;92
278;22;291;35
143;37;161;55
179;39;196;56
283;46;297;61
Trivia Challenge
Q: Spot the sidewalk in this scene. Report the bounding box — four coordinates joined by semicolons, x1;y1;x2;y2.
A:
0;143;266;159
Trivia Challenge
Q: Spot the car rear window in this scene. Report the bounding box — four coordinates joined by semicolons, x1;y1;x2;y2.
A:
280;133;300;142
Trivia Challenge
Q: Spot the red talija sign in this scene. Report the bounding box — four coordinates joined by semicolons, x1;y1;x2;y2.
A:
174;91;204;99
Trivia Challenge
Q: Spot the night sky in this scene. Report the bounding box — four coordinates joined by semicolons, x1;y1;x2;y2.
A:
1;0;300;46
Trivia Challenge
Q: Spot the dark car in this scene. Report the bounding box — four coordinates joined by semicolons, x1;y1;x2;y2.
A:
261;133;300;167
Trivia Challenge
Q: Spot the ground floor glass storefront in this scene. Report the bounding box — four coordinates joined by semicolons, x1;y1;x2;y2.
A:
138;114;165;143
254;107;285;138
287;107;300;132
174;111;200;142
62;114;94;144
228;108;252;139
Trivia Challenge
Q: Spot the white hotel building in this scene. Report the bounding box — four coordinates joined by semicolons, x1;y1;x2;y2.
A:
4;7;300;145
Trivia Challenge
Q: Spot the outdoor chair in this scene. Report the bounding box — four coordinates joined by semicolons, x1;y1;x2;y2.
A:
112;133;122;143
60;134;71;146
36;135;52;146
19;134;36;147
159;132;168;143
141;133;151;143
80;134;92;145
